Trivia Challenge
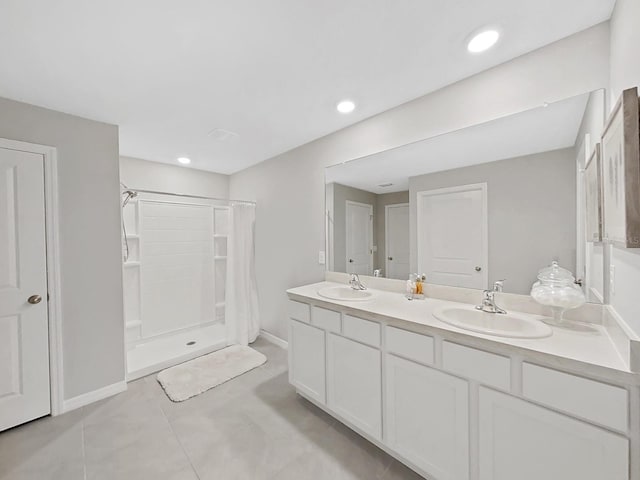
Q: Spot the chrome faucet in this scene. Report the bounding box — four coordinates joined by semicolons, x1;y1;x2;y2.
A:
349;274;367;291
476;280;506;314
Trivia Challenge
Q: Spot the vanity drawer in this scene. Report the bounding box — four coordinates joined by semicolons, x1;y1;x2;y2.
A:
288;300;310;323
385;327;434;366
312;306;341;333
522;363;628;432
442;342;510;391
343;315;381;347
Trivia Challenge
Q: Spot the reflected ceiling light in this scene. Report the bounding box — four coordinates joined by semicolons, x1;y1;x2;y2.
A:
177;157;191;165
467;29;500;53
336;100;356;114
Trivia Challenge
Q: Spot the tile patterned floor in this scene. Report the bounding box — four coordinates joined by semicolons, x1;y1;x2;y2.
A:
0;338;424;480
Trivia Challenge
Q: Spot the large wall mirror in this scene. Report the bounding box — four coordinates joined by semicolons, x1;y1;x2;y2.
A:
325;90;606;302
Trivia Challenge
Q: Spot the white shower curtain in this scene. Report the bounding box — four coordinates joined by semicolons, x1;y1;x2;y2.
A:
225;203;260;345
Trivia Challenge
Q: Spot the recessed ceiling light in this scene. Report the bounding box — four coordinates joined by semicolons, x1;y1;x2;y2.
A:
177;157;191;165
467;29;500;53
336;100;356;114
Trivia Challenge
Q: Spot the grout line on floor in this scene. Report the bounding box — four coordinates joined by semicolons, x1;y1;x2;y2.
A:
80;411;88;480
379;461;392;479
153;385;202;480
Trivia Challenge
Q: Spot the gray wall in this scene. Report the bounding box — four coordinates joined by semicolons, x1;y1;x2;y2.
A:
575;90;606;157
330;183;376;273
229;24;609;341
409;148;576;295
375;191;410;272
0;97;124;400
329;185;409;275
120;156;229;198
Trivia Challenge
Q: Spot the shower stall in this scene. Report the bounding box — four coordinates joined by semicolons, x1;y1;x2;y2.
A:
120;186;256;380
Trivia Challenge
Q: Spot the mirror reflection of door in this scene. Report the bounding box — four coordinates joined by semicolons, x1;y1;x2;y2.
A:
345;200;373;275
417;184;488;289
385;203;410;280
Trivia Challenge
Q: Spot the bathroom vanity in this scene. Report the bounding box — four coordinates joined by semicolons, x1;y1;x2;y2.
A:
286;281;639;480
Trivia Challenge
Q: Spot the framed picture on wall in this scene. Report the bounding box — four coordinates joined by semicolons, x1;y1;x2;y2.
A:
585;144;603;243
601;87;640;248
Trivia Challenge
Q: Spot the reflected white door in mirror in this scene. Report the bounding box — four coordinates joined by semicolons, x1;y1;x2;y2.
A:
385;203;410;280
417;183;488;289
345;201;373;275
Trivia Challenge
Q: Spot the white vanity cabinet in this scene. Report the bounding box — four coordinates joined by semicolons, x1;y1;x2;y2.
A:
385;354;469;480
288;318;326;404
286;296;637;480
327;333;382;439
478;388;629;480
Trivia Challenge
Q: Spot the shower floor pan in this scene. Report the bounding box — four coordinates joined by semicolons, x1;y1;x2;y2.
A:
126;323;228;381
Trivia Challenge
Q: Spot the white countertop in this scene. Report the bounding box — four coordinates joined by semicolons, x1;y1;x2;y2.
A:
287;281;634;381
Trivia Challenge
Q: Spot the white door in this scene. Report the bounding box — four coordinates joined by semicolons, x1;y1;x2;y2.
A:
345;201;373;275
417;184;487;289
385;203;410;279
0;146;50;431
385;354;469;480
327;333;382;440
478;388;628;480
289;319;326;404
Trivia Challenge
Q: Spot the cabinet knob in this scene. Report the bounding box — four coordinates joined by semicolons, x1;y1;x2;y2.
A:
475;266;482;272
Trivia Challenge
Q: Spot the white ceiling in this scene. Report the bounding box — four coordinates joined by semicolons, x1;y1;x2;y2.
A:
0;1;614;174
325;93;590;193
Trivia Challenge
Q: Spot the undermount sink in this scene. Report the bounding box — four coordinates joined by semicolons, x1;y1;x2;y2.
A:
433;305;553;339
317;286;375;302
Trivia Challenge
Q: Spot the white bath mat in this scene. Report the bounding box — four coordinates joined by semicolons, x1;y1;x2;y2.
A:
156;345;267;402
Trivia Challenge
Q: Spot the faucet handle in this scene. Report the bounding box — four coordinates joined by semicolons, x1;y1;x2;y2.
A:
492;279;505;292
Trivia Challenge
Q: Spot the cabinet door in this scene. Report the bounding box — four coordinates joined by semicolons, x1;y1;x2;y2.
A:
479;388;629;480
327;334;382;439
385;354;469;480
289;319;326;404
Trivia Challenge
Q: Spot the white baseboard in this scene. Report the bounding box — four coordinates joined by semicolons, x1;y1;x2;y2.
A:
62;381;127;413
259;329;288;350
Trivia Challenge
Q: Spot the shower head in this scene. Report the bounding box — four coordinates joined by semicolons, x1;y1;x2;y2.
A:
121;189;138;207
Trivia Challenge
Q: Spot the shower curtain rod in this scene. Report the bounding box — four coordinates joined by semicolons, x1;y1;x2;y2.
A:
125;187;256;205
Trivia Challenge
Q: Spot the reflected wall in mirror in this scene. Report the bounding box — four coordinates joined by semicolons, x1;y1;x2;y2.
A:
325;89;606;302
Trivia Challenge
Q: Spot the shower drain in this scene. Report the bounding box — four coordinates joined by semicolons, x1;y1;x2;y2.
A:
186;341;196;346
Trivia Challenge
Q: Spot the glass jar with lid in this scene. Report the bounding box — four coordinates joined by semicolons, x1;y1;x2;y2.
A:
530;261;586;326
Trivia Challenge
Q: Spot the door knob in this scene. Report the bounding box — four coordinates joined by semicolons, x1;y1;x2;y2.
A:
28;294;42;305
475;266;482;272
388;257;393;261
